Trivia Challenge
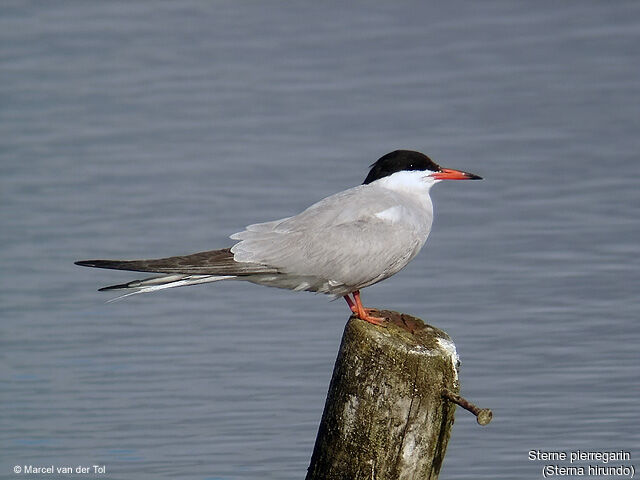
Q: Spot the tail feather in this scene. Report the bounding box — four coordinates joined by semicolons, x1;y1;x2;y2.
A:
101;274;235;301
98;274;190;291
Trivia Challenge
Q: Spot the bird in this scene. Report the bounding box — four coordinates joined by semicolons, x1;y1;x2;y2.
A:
75;150;481;325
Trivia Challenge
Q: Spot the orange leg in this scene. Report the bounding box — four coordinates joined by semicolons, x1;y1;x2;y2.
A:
348;290;386;326
343;294;357;313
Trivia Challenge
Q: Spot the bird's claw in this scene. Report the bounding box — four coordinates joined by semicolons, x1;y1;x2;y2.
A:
357;311;387;326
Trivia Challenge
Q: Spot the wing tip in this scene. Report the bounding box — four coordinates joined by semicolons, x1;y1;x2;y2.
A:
75;260;94;267
75;259;109;268
75;259;128;270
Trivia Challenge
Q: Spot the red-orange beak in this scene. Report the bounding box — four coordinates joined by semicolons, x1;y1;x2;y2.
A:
431;168;482;180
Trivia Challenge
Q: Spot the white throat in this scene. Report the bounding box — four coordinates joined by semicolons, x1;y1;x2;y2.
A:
369;170;437;220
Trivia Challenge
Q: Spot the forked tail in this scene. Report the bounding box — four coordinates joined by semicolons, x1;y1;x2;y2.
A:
99;274;234;301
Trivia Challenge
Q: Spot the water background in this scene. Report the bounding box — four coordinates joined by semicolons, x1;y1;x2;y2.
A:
2;2;639;479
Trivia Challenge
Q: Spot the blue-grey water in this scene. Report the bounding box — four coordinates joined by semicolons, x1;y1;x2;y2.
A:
2;2;639;479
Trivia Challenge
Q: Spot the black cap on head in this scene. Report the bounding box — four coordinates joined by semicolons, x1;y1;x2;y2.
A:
363;150;441;185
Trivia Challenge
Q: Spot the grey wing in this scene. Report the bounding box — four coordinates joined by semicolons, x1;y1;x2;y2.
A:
75;248;278;275
293;218;424;288
229;186;428;289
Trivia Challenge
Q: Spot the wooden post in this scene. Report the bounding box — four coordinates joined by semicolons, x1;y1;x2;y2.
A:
306;310;460;480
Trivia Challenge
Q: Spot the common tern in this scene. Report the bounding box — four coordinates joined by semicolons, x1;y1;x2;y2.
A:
76;150;481;325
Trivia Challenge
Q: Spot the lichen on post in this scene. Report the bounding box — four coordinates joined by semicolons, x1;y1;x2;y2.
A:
306;310;460;480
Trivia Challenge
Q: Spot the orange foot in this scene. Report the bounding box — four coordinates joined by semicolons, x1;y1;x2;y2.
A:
343;290;386;326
